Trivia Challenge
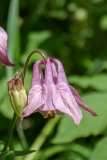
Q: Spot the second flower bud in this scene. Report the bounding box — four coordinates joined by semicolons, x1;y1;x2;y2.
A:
8;78;27;119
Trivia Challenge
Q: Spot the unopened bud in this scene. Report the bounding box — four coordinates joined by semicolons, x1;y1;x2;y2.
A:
8;78;27;119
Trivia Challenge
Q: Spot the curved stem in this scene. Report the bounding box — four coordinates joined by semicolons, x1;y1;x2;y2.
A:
14;70;24;84
23;50;46;79
2;113;17;153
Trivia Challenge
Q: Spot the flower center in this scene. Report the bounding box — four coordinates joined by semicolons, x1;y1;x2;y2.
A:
44;110;56;118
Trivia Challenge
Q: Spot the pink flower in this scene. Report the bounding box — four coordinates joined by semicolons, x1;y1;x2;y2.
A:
0;27;15;66
23;58;97;125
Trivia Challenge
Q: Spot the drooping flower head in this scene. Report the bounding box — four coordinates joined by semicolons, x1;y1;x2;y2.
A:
23;53;97;125
0;27;15;66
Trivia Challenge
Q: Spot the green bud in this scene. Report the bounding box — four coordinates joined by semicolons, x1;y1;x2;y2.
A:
8;78;27;119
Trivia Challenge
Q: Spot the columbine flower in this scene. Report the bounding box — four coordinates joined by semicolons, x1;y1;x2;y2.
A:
8;78;27;119
23;57;97;125
0;27;15;66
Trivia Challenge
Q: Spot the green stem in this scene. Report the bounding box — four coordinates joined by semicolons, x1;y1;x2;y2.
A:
18;124;29;150
23;116;61;160
23;50;46;79
2;112;17;153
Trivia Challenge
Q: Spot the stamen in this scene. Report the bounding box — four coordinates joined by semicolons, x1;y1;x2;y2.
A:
44;110;56;119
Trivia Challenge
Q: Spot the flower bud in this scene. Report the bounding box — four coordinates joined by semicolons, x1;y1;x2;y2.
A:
8;78;27;119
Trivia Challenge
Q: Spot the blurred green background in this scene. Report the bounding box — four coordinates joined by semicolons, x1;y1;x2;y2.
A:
0;0;107;159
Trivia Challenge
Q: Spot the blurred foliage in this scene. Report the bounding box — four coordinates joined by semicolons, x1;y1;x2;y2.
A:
0;0;107;160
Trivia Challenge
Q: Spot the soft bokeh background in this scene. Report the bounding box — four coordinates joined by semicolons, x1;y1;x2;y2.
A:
0;0;107;159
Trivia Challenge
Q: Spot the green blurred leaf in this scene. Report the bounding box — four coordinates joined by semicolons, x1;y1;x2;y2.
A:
0;150;12;159
0;114;11;130
52;92;107;144
21;30;51;65
0;142;4;151
68;75;90;88
55;0;66;8
48;10;68;20
0;150;36;159
36;143;91;160
0;78;8;105
90;0;103;4
0;97;14;119
99;15;107;30
90;137;107;160
27;0;49;28
68;74;107;91
9;150;36;157
0;78;13;119
6;0;19;79
0;153;6;159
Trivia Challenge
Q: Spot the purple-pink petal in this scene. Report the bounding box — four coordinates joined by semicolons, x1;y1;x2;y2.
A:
23;84;47;117
42;58;56;110
52;83;82;125
50;60;82;124
51;62;57;84
23;60;47;118
30;60;44;88
69;85;98;116
52;58;68;84
0;27;15;66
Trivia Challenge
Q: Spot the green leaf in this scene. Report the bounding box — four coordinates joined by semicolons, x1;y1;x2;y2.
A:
0;142;4;151
36;144;91;160
21;30;51;65
0;153;6;159
0;150;12;159
0;78;8;106
68;74;107;91
99;15;107;30
8;150;36;157
52;92;107;144
27;0;49;27
90;137;107;160
6;0;19;79
0;78;14;119
0;150;36;159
